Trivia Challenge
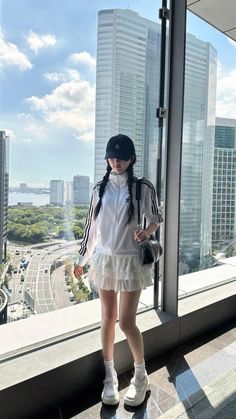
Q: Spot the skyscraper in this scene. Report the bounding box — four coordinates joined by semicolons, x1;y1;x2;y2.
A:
73;176;90;206
179;34;217;269
0;131;9;264
94;9;161;183
50;180;64;206
95;9;217;270
212;117;236;250
64;181;73;205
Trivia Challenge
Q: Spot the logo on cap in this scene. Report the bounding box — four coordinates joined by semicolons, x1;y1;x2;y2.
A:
115;144;120;149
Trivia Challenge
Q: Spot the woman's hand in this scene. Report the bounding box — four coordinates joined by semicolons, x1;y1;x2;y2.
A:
74;264;83;279
134;228;148;243
134;223;158;243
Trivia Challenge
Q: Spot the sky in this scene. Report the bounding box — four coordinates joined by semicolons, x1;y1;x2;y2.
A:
0;0;236;187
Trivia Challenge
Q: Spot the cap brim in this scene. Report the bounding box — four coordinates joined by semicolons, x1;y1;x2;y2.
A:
105;152;130;161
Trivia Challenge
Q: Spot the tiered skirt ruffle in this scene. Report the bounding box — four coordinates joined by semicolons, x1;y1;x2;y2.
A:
88;253;153;292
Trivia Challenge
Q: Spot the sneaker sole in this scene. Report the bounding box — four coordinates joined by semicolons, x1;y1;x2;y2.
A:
124;383;150;407
101;394;120;405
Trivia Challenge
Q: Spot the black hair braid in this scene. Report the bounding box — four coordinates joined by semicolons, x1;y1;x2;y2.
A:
94;164;112;219
127;164;135;223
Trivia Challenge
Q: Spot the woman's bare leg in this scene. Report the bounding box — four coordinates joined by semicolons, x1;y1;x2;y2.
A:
119;290;149;406
99;289;120;405
119;290;143;364
99;289;118;361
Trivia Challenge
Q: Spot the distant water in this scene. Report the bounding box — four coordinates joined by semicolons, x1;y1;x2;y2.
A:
9;192;50;207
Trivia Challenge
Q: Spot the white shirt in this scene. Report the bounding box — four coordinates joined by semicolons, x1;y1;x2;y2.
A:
78;172;163;266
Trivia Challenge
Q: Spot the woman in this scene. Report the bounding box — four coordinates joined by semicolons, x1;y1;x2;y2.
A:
74;134;162;406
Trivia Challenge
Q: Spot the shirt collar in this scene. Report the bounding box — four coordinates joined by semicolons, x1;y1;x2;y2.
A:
109;171;128;186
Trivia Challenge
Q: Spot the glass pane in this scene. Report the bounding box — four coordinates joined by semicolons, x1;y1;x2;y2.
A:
178;11;236;300
0;0;165;339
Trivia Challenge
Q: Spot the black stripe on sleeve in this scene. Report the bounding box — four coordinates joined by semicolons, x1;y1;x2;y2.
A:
79;199;94;256
141;178;159;215
79;182;100;256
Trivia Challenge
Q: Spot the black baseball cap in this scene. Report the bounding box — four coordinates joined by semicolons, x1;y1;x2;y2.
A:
105;134;136;161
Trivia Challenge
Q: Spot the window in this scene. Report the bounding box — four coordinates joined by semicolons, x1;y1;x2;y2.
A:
178;10;236;299
0;0;164;355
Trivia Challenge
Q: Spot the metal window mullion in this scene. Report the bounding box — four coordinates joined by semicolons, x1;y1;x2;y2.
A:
161;0;187;315
154;0;169;309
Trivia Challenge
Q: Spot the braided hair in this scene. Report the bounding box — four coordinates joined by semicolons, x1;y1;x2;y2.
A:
93;164;112;219
126;163;135;223
94;157;136;223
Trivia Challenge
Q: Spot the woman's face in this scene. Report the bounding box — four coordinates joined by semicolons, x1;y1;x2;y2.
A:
108;158;132;175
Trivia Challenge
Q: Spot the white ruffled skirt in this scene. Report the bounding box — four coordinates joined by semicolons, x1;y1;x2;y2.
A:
88;253;153;292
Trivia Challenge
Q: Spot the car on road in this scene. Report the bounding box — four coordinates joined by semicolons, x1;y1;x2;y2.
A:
45;269;48;273
69;292;75;301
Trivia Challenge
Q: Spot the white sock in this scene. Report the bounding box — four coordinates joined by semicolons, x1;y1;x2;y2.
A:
104;359;116;380
134;361;146;380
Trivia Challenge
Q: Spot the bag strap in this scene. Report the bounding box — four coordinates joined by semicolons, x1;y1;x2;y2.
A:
136;178;142;226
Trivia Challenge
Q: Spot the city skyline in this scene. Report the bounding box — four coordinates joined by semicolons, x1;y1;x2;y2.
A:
0;0;236;186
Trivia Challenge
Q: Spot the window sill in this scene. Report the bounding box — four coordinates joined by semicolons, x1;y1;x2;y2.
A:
0;282;235;419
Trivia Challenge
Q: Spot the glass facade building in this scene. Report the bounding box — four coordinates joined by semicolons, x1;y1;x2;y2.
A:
212;117;236;250
0;130;9;264
94;9;161;183
73;175;90;205
50;180;64;206
95;10;217;272
180;35;217;270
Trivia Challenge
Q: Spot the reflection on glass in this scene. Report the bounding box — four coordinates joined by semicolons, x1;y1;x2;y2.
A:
179;11;236;298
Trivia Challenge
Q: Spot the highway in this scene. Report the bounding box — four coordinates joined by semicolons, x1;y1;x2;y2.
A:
8;241;80;317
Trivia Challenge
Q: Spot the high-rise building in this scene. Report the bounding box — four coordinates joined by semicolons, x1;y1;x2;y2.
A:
50;180;64;206
64;181;73;205
19;183;29;192
179;34;217;269
0;131;9;264
95;9;217;270
94;9;161;183
73;176;90;206
212;117;236;250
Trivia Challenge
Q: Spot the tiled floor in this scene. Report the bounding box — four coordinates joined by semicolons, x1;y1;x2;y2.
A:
34;318;236;418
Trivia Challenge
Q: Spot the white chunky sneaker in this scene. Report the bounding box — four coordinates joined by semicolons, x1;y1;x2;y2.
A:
101;375;120;405
124;373;150;407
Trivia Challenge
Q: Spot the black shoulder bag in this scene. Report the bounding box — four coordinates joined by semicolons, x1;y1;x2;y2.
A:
136;178;162;265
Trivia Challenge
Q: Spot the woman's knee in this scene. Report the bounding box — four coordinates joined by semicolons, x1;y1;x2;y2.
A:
101;311;117;328
119;317;136;334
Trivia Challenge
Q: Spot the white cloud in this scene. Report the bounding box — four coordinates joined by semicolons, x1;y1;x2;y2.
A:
69;51;96;70
26;71;95;141
22;138;32;143
44;68;92;83
216;66;236;119
26;30;56;54
44;72;67;82
17;113;34;121
0;31;32;70
24;124;47;136
73;132;94;142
